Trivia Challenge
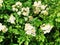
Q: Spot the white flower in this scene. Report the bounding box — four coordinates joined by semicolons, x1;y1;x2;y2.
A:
2;25;8;33
33;1;42;14
0;4;2;7
33;1;41;7
12;1;22;12
0;0;3;7
40;24;53;34
25;23;36;36
0;23;8;33
41;10;48;15
12;5;16;8
0;0;3;4
28;16;33;21
17;11;21;15
24;17;28;21
12;5;18;12
33;7;41;14
0;23;3;31
15;2;22;7
8;14;15;24
21;7;29;16
41;5;47;10
12;8;18;12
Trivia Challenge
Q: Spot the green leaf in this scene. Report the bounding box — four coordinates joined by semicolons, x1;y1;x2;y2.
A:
0;36;4;42
12;29;20;34
18;37;25;45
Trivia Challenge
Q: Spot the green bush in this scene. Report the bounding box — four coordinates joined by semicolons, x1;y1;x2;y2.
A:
0;0;60;45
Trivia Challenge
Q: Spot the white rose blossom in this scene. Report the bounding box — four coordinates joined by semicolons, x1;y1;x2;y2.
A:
12;1;22;12
0;0;3;4
0;23;8;33
2;25;8;33
33;1;41;7
25;23;36;36
15;2;22;7
21;7;29;16
41;10;48;15
8;14;16;24
0;0;3;7
33;1;41;14
0;23;3;31
40;24;53;34
28;16;33;21
33;7;41;14
33;1;48;14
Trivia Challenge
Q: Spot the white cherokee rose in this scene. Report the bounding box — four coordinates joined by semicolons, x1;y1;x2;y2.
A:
33;7;41;14
0;23;3;31
0;0;3;4
28;16;33;21
0;23;8;32
33;1;41;7
2;25;8;33
12;5;18;12
15;2;22;7
21;7;29;16
0;0;3;7
8;14;16;24
25;23;36;36
33;1;42;14
40;24;53;34
41;10;48;15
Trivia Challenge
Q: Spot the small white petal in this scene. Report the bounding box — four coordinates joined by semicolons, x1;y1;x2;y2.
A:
0;23;3;31
0;0;3;4
17;11;21;15
41;5;47;10
41;10;48;15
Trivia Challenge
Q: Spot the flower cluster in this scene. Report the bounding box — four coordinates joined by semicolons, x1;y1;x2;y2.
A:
40;24;53;34
12;2;22;12
12;1;29;16
25;23;36;36
0;23;8;33
0;0;3;7
33;1;48;15
11;1;51;35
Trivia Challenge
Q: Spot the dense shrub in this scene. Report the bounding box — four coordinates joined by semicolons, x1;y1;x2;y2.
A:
0;0;60;45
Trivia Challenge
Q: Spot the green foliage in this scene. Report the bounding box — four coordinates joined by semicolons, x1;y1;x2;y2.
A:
0;0;60;45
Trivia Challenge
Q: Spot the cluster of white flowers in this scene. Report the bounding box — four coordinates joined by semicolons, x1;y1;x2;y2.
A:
40;24;53;34
7;14;16;24
25;23;36;36
0;0;3;7
21;7;29;16
12;1;30;16
12;2;22;12
33;1;48;15
0;23;8;33
12;1;22;16
33;1;41;14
